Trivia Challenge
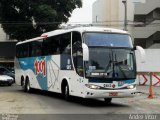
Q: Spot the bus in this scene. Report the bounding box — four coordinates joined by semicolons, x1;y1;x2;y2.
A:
15;27;145;103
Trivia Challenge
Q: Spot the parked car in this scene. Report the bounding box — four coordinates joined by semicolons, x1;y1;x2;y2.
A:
0;75;14;86
0;66;15;82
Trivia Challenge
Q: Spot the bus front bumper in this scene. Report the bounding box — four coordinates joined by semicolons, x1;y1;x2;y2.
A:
83;88;137;98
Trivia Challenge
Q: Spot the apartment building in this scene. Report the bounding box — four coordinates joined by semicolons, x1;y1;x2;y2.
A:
133;0;160;48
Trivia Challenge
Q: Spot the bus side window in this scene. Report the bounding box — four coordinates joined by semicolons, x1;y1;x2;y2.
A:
16;43;29;58
60;32;72;70
60;33;71;54
29;40;43;57
72;32;83;76
16;45;20;58
23;43;29;58
42;36;60;56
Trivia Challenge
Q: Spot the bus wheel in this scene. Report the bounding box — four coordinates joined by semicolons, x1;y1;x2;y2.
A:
25;79;31;93
21;77;25;91
64;84;70;101
104;98;112;104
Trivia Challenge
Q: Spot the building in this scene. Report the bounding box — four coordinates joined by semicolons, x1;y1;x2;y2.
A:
133;0;160;48
92;0;160;48
0;24;7;41
0;41;17;67
92;0;134;31
0;24;17;67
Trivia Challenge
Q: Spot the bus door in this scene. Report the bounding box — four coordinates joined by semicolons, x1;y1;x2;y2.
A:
71;32;84;96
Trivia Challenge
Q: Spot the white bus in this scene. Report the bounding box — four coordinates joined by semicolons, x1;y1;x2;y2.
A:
15;27;145;103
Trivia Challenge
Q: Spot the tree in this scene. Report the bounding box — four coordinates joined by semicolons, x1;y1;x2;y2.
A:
0;0;82;41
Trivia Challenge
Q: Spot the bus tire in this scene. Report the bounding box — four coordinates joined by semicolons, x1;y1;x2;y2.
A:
25;78;32;93
104;98;112;104
63;83;70;101
21;76;25;91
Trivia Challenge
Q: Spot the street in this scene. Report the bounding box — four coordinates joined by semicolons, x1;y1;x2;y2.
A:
0;84;160;115
0;84;160;120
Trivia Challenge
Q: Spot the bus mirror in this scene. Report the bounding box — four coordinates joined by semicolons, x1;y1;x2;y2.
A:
136;46;145;63
82;43;89;61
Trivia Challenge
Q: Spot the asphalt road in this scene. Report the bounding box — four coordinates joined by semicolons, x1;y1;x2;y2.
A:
0;84;160;120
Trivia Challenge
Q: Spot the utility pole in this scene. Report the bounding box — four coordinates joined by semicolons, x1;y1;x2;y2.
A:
122;0;127;31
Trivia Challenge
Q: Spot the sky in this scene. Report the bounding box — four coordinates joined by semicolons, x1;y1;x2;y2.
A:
68;0;97;24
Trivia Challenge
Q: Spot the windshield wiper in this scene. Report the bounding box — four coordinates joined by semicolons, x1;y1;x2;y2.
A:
104;50;117;78
114;54;127;79
105;50;128;79
105;53;112;73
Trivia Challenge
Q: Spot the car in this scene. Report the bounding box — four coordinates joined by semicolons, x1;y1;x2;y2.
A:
0;75;14;86
0;66;15;82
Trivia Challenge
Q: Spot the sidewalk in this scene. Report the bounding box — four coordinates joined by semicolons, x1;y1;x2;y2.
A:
137;85;160;96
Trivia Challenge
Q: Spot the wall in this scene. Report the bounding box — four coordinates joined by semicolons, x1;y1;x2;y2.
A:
136;49;160;86
134;0;160;14
136;49;160;72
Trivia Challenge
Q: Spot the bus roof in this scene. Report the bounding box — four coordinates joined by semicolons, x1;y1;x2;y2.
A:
16;37;43;45
17;27;129;45
41;27;128;37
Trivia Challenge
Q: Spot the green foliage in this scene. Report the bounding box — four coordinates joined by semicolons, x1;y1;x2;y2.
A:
0;0;82;41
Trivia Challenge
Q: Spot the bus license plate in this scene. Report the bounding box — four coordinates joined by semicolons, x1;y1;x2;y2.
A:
109;92;118;96
104;84;112;88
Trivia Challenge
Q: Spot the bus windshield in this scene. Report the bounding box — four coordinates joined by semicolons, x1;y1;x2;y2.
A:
84;32;133;48
83;33;136;80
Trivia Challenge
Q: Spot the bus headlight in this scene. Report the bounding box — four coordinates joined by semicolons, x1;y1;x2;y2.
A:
127;85;136;89
85;84;101;89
